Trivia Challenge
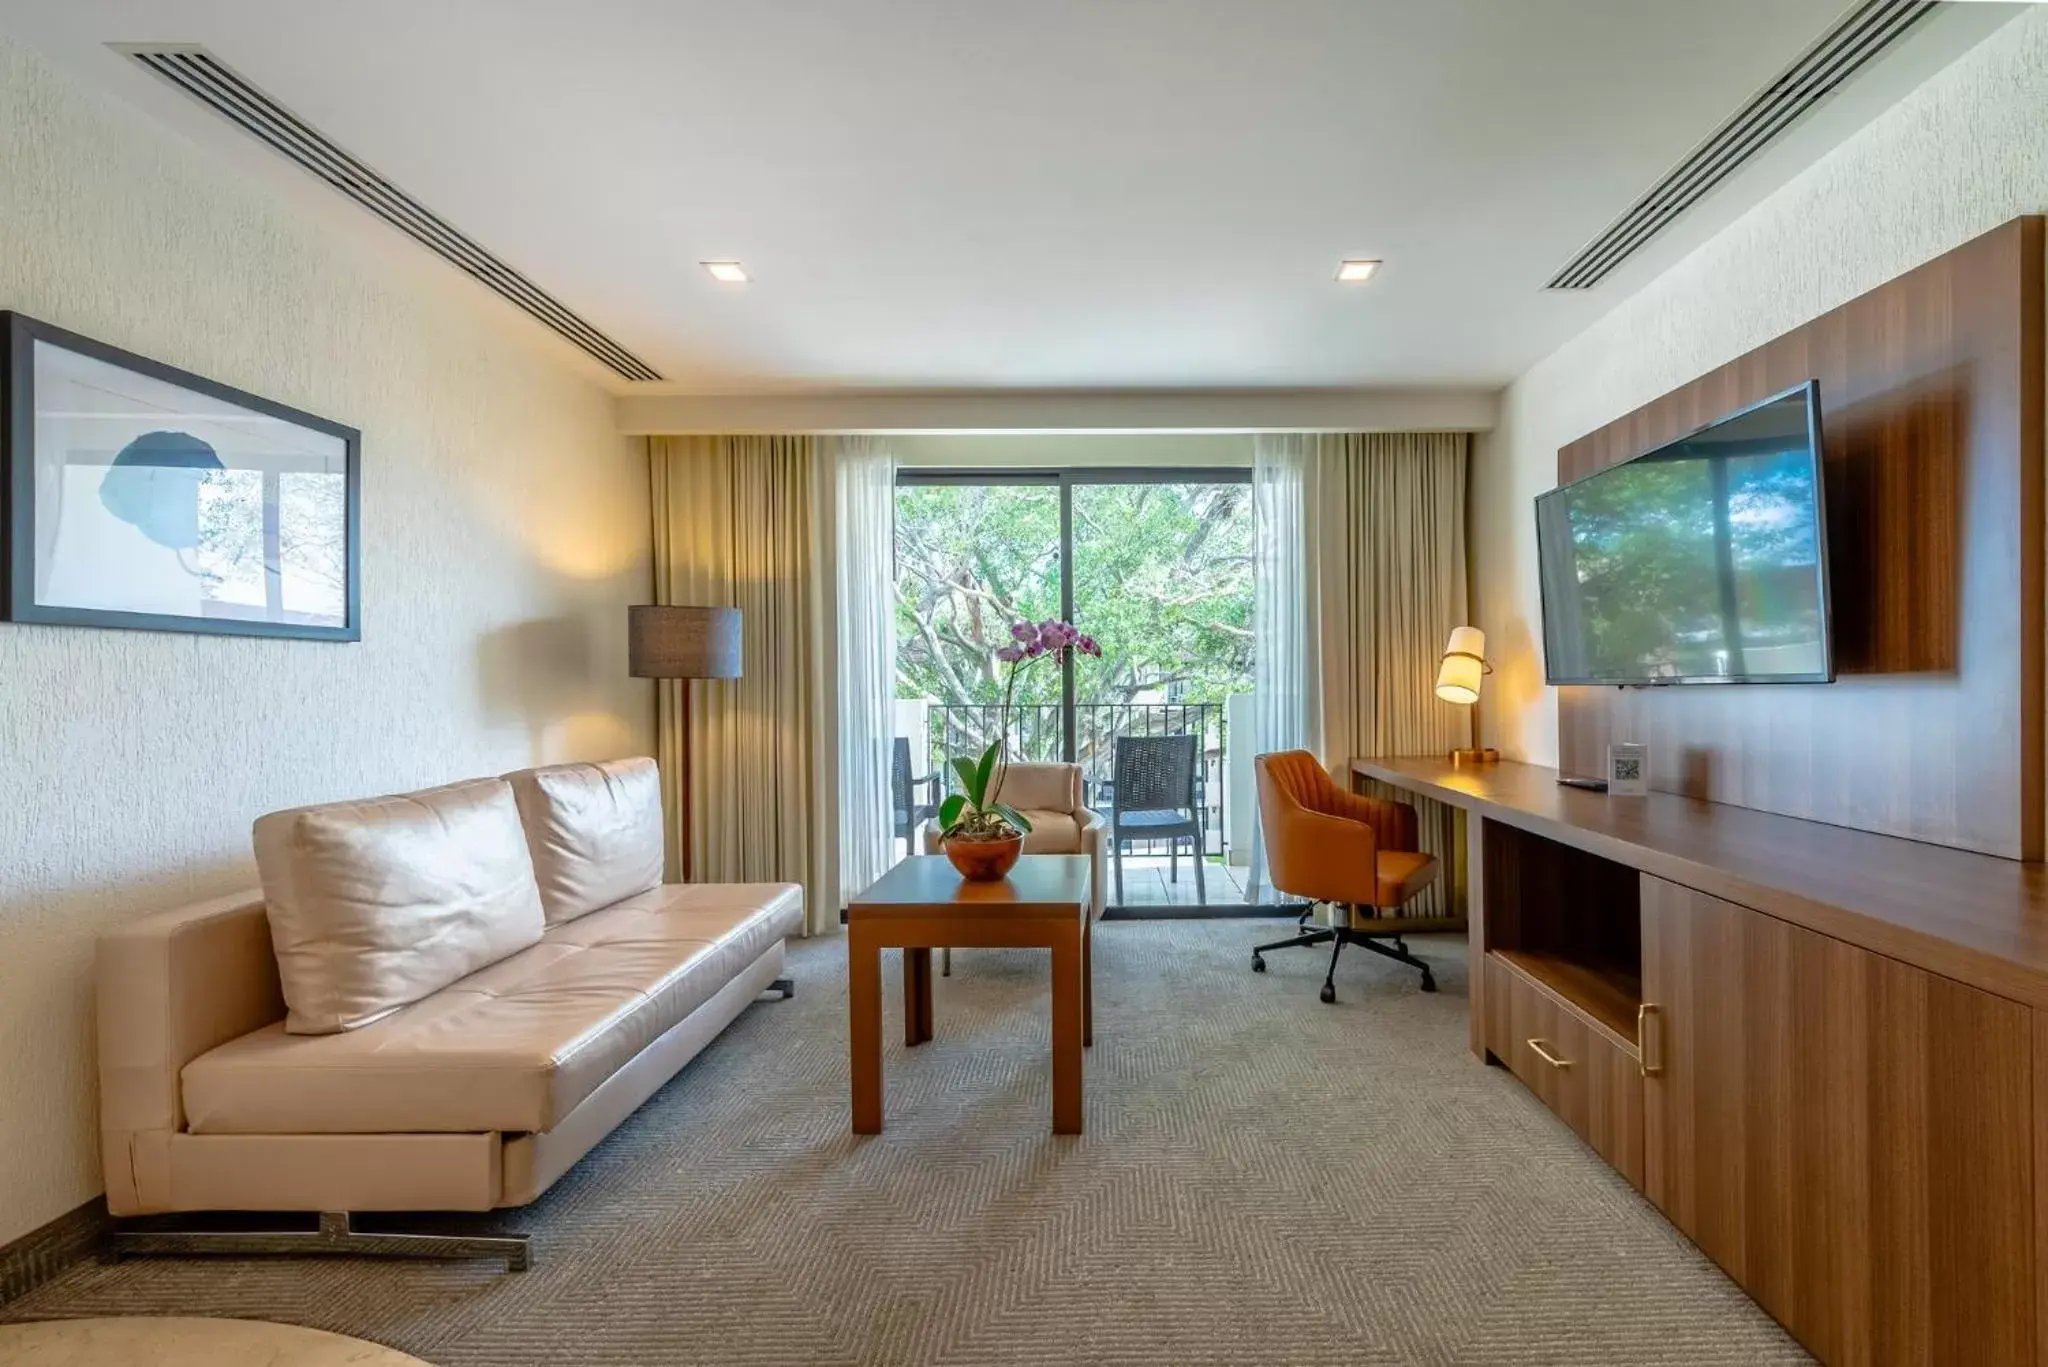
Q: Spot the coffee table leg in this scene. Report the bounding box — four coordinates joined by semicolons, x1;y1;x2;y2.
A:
905;947;933;1046
1082;916;1093;1050
1051;925;1084;1135
849;927;884;1134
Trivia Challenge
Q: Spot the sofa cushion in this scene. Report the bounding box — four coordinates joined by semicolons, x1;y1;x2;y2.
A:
254;779;547;1035
992;762;1080;814
181;882;803;1136
505;758;665;924
1017;811;1082;854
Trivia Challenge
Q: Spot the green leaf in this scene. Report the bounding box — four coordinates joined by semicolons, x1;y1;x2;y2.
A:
992;802;1033;833
938;793;967;831
950;757;983;804
975;742;999;801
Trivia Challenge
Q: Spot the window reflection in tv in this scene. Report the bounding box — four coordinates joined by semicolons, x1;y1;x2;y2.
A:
1536;382;1832;685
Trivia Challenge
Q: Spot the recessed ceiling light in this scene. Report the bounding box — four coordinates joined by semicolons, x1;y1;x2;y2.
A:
1335;259;1382;284
701;260;750;284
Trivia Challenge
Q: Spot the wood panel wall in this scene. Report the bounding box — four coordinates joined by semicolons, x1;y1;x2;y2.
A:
1556;216;2044;859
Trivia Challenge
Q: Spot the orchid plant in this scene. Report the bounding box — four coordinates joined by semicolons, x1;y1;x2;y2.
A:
939;619;1103;842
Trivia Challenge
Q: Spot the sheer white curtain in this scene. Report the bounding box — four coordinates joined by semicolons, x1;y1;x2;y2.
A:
831;436;898;911
1244;431;1472;914
1246;433;1323;902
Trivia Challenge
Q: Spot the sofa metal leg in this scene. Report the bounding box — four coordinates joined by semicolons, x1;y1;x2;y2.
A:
107;1212;531;1271
768;977;795;1000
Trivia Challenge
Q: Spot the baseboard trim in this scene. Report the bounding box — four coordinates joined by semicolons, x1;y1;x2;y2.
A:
0;1196;107;1306
1104;904;1309;921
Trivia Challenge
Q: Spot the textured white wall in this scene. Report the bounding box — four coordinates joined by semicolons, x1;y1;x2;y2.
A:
1474;10;2048;764
0;35;652;1245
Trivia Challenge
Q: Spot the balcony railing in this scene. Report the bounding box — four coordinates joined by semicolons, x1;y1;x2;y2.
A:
920;702;1227;857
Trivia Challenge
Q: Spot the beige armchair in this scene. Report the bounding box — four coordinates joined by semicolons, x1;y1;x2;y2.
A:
923;762;1106;973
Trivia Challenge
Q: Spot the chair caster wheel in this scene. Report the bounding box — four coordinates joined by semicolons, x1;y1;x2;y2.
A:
1251;954;1266;973
1420;972;1438;994
1319;983;1336;1004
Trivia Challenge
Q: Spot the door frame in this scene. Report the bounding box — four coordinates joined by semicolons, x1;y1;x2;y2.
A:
895;465;1258;914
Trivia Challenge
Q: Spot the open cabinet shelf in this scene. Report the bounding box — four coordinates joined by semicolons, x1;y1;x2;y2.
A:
1490;948;1641;1048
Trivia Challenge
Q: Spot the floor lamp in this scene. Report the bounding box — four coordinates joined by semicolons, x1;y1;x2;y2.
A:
630;605;742;882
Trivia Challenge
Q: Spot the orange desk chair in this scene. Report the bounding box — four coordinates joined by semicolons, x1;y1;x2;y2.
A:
1251;751;1441;1001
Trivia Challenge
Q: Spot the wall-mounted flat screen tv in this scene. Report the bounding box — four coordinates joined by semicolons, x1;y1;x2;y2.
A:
1536;380;1833;686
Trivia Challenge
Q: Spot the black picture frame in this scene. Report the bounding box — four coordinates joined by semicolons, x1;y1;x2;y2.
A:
1;312;361;642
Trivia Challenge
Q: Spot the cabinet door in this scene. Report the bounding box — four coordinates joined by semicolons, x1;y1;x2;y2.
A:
1640;875;2033;1367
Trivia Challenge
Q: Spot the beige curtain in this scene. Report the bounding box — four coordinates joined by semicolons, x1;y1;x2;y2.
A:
650;436;837;932
1312;433;1472;918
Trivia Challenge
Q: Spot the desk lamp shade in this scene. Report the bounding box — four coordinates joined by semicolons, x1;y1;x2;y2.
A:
1435;626;1487;705
629;605;742;679
1436;626;1498;765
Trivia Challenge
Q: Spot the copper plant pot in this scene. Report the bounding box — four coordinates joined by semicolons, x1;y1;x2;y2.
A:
943;832;1025;882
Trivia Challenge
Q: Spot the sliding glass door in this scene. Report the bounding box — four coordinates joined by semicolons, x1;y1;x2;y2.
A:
892;468;1254;913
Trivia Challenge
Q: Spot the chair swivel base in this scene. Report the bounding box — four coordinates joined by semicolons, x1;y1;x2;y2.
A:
1251;921;1437;1001
107;1212;530;1271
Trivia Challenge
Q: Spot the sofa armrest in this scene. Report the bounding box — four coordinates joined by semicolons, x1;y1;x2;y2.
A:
99;891;284;1213
1077;808;1109;918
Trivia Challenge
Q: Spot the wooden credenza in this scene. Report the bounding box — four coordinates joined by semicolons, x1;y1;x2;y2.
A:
1356;756;2048;1367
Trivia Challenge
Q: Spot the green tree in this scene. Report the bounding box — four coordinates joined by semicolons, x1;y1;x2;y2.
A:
893;480;1252;711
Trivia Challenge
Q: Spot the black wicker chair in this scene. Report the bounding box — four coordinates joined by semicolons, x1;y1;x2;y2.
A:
1109;733;1205;905
892;737;939;856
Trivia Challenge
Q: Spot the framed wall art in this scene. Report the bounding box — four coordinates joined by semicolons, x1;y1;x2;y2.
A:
2;312;360;641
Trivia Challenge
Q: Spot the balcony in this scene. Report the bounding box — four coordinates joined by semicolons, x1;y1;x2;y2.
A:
893;471;1260;911
899;700;1257;910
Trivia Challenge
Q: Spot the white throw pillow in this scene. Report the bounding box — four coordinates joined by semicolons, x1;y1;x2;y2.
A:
253;778;547;1034
504;757;665;924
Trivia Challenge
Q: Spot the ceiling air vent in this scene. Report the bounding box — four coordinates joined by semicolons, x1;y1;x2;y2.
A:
117;44;663;381
1546;0;1936;291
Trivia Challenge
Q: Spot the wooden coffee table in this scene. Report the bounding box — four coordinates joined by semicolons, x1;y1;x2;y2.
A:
846;854;1093;1134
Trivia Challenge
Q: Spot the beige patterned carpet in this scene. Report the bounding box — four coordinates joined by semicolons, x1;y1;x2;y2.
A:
4;920;1808;1365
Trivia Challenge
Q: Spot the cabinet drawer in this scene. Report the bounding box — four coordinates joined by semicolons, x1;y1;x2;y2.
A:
1484;954;1645;1189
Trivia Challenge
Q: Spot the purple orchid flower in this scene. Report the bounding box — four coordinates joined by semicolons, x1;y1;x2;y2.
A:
997;618;1096;669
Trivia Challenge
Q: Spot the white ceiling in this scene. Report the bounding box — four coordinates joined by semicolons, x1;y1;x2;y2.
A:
0;1;2022;395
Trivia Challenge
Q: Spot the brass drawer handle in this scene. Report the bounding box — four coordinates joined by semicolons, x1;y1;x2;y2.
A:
1638;1003;1664;1078
1526;1038;1571;1070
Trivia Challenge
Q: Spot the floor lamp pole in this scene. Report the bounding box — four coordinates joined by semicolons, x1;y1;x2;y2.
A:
677;682;693;884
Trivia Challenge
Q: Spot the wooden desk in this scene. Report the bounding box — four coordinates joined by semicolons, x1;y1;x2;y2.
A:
1356;756;2048;1008
1353;756;2043;1367
845;855;1092;1135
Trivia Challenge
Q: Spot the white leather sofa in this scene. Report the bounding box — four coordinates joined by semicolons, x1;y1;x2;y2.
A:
96;757;801;1269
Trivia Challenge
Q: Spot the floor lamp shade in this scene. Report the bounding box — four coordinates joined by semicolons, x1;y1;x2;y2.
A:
630;606;740;884
630;605;742;679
